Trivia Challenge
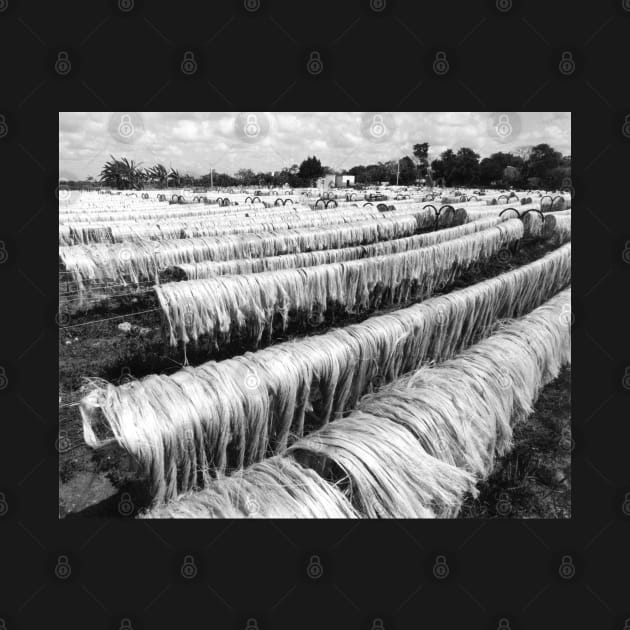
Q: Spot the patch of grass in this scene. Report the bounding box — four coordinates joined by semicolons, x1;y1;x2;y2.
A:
460;366;571;519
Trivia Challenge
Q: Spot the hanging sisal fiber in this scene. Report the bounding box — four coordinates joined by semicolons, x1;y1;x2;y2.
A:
154;219;526;349
142;288;571;518
167;215;508;280
81;243;571;505
60;214;427;296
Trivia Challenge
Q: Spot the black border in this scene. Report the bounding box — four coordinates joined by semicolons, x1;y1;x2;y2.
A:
1;0;630;628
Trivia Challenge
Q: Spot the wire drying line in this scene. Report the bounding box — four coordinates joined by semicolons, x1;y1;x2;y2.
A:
59;308;161;329
60;287;157;303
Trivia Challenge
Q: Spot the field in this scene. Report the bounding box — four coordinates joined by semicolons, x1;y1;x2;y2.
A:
58;187;571;518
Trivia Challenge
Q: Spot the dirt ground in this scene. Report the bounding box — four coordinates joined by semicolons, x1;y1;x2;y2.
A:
58;239;571;518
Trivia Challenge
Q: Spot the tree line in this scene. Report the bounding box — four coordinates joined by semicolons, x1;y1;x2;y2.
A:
66;143;569;190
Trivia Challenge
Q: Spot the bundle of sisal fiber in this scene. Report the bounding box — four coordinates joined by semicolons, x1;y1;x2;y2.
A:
81;244;571;505
142;288;571;518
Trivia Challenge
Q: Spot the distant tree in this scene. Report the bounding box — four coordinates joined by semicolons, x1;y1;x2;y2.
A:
503;165;520;185
298;156;325;184
450;147;480;186
168;168;181;187
147;164;168;188
236;168;256;186
431;149;457;186
99;156;143;189
525;144;563;186
397;156;418;185
412;142;430;181
479;152;524;187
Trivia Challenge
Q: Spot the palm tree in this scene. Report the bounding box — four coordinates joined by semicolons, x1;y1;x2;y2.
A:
148;164;168;188
99;156;143;189
168;168;181;188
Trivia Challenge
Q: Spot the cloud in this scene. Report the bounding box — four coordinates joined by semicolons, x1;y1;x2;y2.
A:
59;112;571;179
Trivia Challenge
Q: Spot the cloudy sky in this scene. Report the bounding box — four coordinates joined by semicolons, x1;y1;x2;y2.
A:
59;112;570;180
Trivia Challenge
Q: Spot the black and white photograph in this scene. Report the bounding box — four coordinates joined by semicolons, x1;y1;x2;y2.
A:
58;111;572;519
